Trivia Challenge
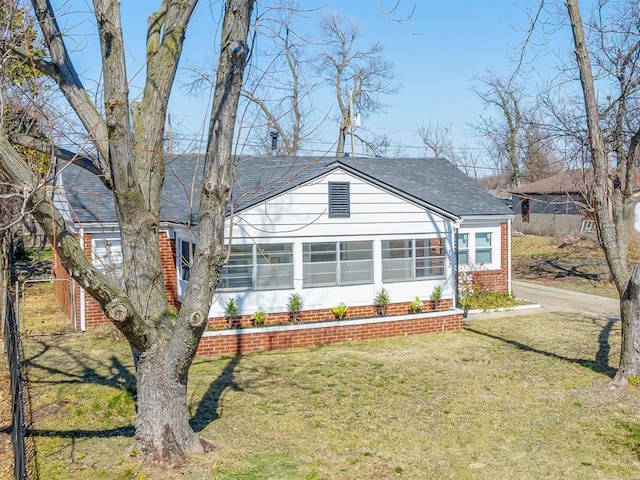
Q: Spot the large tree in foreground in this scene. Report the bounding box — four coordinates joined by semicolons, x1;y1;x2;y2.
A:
565;0;640;386
0;0;255;465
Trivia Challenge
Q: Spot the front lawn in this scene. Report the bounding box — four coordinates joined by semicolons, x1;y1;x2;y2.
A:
22;311;640;479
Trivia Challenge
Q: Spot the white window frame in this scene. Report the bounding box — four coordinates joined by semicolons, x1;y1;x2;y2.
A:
303;241;373;287
92;236;123;280
457;228;500;270
381;238;446;283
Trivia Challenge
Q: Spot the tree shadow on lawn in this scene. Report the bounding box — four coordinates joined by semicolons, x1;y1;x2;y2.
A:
23;336;248;439
189;353;243;433
465;317;618;378
24;338;136;394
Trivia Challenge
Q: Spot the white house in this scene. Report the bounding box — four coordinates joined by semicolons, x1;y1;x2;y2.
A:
52;155;513;337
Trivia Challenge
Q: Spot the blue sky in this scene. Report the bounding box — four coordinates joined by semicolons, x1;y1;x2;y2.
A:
54;0;580;158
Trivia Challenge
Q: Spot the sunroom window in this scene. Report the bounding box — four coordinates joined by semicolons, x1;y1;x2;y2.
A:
303;241;373;287
219;245;253;289
381;238;446;282
255;244;294;289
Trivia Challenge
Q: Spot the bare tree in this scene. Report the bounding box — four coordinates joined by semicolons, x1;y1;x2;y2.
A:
417;121;453;158
317;12;396;156
0;0;255;466
472;74;523;186
565;0;640;386
240;5;318;155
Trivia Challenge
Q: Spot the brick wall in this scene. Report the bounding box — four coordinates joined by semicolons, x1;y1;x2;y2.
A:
470;222;510;293
197;311;464;356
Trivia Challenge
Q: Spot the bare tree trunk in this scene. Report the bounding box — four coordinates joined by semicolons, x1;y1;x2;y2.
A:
566;0;639;385
134;348;211;464
614;267;640;385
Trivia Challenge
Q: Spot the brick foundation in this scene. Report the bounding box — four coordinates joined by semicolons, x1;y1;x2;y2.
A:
197;310;464;356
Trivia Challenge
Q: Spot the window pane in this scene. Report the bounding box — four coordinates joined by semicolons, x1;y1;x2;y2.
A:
304;261;337;287
457;233;468;249
476;232;492;248
475;233;492;264
220;245;252;289
417;258;445;277
256;244;293;290
257;244;293;265
340;259;373;284
476;248;492;264
457;250;469;266
340;241;373;261
303;243;337;286
382;240;411;259
338;241;373;285
256;264;294;289
303;242;336;263
93;238;123;280
382;258;413;282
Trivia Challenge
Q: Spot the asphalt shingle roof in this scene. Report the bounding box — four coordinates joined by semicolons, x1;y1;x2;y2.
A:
55;155;511;226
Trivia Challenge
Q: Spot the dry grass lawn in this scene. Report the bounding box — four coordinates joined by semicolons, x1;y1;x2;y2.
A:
10;238;640;478
21;310;640;480
511;235;626;298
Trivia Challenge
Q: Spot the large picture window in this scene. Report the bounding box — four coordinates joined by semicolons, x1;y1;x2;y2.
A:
303;241;373;287
381;238;446;282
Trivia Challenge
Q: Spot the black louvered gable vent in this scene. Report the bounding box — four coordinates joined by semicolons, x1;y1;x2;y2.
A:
328;182;350;218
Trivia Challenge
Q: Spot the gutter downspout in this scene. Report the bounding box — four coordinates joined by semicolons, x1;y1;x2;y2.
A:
79;227;86;332
453;220;461;308
507;218;512;296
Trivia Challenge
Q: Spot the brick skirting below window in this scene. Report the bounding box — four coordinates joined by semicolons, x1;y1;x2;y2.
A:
197;310;464;356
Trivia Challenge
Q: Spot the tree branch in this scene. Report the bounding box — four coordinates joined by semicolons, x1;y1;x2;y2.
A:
30;0;110;165
9;133;112;189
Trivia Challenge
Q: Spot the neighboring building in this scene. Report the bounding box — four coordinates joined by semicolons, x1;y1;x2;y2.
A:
509;169;595;236
52;155;513;352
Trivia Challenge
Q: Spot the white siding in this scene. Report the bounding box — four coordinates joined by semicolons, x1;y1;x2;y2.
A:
228;170;448;239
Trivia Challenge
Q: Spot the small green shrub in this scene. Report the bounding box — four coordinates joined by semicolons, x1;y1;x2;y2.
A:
331;302;348;319
224;297;239;317
287;292;303;317
431;284;442;309
224;297;239;328
409;296;423;313
254;307;267;326
374;288;390;315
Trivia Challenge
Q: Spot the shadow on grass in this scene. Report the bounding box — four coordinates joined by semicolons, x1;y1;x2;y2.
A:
24;338;137;394
28;426;135;438
190;353;243;432
465;321;617;378
530;254;603;281
24;335;249;439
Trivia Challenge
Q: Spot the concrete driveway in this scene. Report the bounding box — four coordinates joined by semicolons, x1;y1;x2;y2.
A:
467;280;620;321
